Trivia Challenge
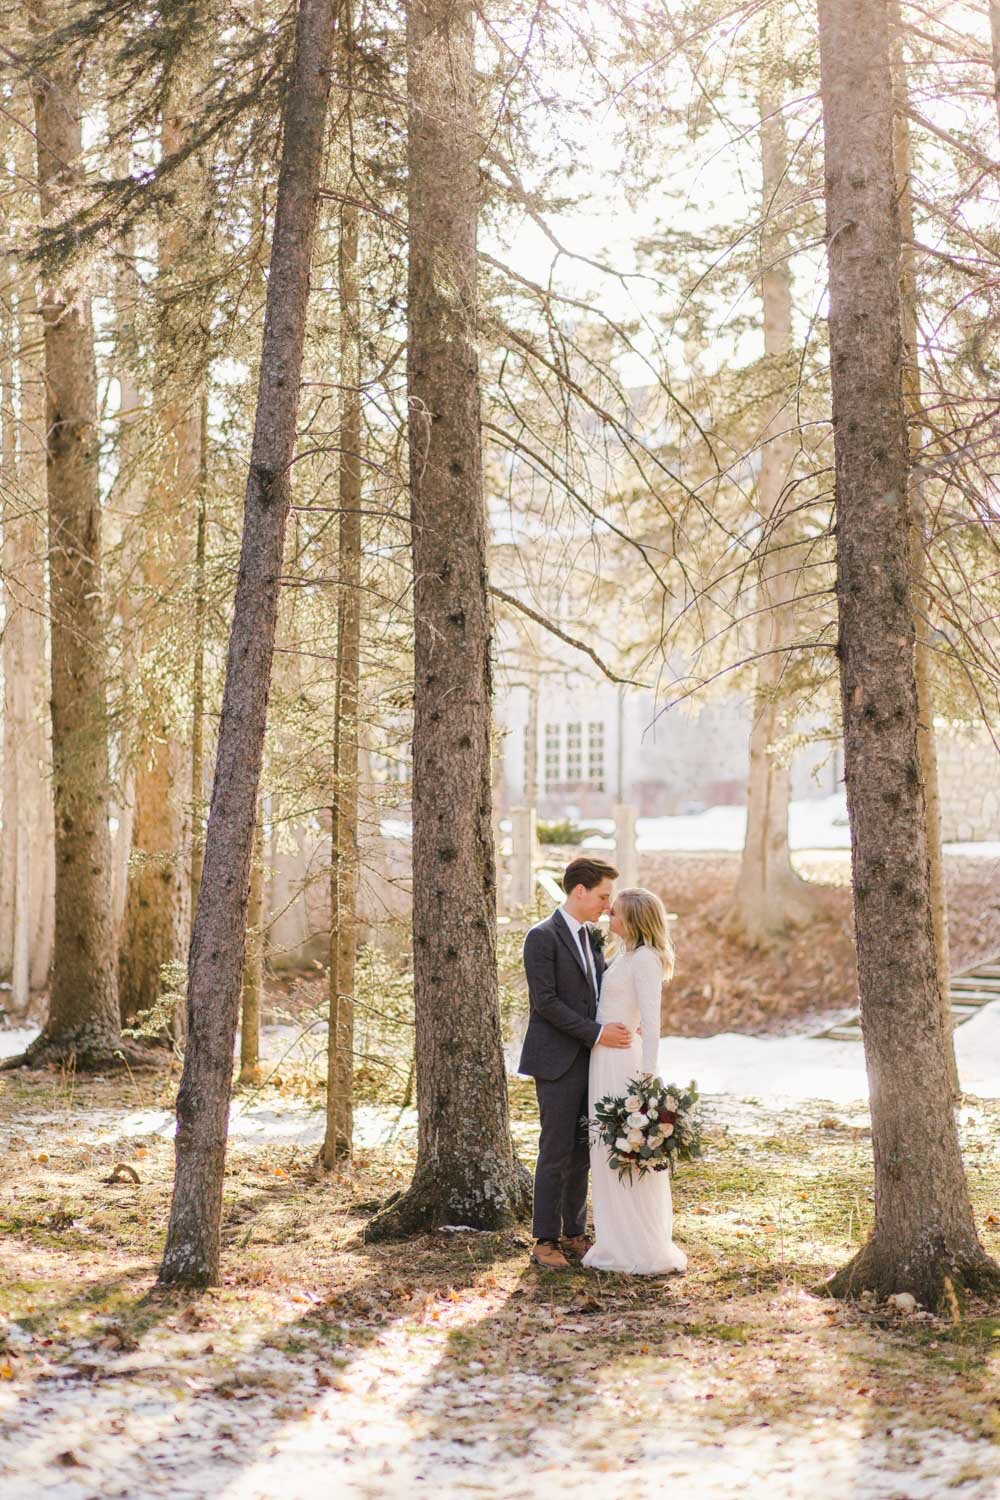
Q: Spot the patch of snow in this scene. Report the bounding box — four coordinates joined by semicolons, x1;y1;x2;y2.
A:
10;996;1000;1118
24;1097;415;1151
246;803;1000;859
658;1000;1000;1105
657;1031;868;1107
0;1022;416;1149
0;1027;37;1060
571;794;999;857
575;796;855;853
943;841;1000;859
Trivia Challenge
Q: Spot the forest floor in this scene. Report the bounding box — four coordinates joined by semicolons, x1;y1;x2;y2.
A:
3;1066;1000;1498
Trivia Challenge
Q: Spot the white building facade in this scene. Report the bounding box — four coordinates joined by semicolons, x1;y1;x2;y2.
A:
494;662;841;819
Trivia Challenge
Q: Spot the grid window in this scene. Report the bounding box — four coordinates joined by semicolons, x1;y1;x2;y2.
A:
544;723;562;790
588;721;605;789
373;750;410;784
566;721;583;781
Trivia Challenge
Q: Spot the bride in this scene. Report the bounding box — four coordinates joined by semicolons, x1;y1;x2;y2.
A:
583;887;688;1276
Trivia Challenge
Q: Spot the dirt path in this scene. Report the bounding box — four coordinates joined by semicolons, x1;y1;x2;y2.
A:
2;1069;1000;1497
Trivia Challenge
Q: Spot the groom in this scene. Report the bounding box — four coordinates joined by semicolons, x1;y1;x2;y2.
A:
519;855;632;1270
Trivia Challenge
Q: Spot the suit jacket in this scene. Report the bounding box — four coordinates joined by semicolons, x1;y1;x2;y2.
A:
517;909;606;1081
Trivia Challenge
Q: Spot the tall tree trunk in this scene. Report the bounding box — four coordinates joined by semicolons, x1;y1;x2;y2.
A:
239;815;264;1085
0;293;25;1003
1;285;49;1013
367;0;527;1237
322;181;363;1170
159;0;338;1285
107;146;148;942
118;79;203;1028
190;392;209;916
888;0;957;1095
730;73;817;944
818;0;999;1304
9;19;124;1067
989;0;1000;138
2;123;54;1001
17;278;55;995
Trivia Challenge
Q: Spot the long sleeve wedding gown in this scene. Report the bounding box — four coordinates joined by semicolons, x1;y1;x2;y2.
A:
582;945;688;1275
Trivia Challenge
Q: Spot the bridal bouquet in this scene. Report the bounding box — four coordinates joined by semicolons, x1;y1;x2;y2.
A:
592;1076;702;1181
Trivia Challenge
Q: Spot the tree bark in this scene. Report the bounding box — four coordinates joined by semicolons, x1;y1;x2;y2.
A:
239;815;264;1085
730;78;817;944
18;282;55;996
818;0;999;1305
159;0;338;1285
366;0;528;1238
189;392;209;916
989;0;1000;139
321;183;362;1169
107;217;145;942
3;128;54;1001
0;314;49;1016
118;77;204;1029
888;0;957;1096
0;293;28;1007
9;19;124;1067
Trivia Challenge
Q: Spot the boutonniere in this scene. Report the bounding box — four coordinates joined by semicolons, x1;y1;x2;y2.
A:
588;924;606;954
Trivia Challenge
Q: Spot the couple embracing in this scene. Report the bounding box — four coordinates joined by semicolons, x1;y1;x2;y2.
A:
518;855;688;1277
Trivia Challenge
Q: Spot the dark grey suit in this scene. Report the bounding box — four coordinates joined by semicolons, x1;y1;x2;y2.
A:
518;909;606;1241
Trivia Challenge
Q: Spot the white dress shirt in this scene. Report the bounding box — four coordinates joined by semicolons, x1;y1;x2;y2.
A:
559;905;596;989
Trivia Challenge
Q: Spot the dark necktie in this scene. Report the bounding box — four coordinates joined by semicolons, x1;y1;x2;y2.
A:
581;929;597;1000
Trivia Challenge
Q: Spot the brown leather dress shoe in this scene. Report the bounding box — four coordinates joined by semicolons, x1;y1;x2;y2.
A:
530;1240;571;1271
560;1234;593;1261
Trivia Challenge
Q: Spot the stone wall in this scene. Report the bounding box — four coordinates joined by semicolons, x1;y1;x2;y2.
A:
936;724;1000;843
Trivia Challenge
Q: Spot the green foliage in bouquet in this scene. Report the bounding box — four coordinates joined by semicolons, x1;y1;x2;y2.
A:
592;1075;702;1180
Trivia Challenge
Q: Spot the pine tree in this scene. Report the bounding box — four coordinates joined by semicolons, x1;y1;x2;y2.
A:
10;8;124;1067
321;167;363;1166
730;33;821;942
159;0;339;1285
366;0;528;1237
818;0;999;1304
888;0;956;1093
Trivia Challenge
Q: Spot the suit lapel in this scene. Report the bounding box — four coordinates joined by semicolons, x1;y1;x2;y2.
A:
552;909;588;978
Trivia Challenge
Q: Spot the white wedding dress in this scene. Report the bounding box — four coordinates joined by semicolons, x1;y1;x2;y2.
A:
582;946;688;1275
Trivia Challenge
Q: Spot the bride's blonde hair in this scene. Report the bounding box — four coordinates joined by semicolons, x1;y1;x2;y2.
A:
613;887;675;979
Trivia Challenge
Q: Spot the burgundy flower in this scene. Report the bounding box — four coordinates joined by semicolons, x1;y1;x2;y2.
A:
659;1109;677;1124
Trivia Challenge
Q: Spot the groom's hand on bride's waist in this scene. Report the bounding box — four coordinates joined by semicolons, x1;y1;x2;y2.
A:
597;1022;632;1048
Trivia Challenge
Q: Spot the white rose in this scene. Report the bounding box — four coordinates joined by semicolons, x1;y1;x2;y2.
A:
627;1131;644;1148
624;1095;642;1112
615;1136;631;1151
665;1095;679;1111
626;1112;648;1129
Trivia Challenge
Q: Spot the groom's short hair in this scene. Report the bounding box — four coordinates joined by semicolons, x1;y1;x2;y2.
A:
562;856;619;894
